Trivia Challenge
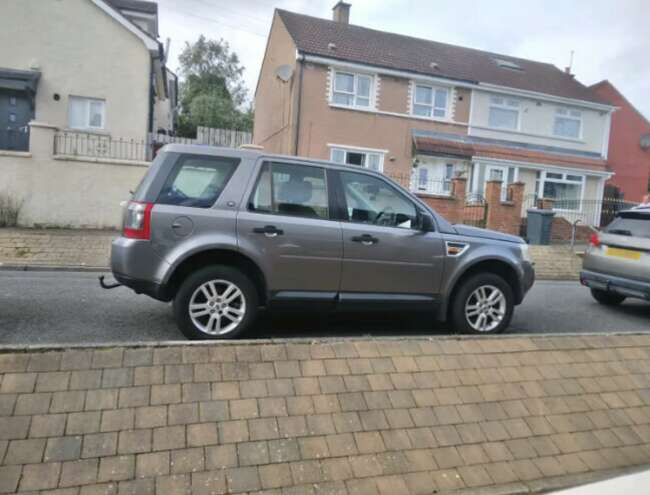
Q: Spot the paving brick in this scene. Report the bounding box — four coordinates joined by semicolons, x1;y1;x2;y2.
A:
60;459;99;487
98;455;135;482
1;373;37;393
118;477;154;495
67;411;101;435
51;390;86;413
118;429;152;454
193;364;221;383
237;441;270;466
290;460;323;484
4;438;46;464
181;383;211;403
0;416;30;439
354;431;385;454
156;474;190;495
168;403;199;425
118;387;150;408
134;367;163;386
164;365;193;384
45;436;83;462
83;432;118;458
19;462;61;491
151;384;181;405
187;423;219;447
198;401;229;422
85;389;118;411
136;451;170;478
124;349;153;368
212;382;240;401
152;426;184;452
249;417;280;441
259;463;293;489
171;448;204;474
0;465;21;493
15;392;51;415
191;470;226;495
92;350;124;369
135;406;167;429
219;420;249;444
28;353;62;372
268;438;301;463
205;445;238;469
70;370;103;391
102;369;134;389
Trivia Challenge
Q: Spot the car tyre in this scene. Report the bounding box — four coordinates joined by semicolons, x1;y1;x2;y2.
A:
173;265;258;340
590;288;626;306
450;273;514;334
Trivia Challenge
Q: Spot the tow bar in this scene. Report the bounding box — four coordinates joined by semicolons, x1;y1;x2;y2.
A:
99;275;122;290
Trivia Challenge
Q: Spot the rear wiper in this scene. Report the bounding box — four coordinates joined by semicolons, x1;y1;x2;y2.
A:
607;229;633;236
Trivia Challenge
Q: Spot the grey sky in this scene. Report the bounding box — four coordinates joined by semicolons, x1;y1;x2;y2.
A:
157;0;649;118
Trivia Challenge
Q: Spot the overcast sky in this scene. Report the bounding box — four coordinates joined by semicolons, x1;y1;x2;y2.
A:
157;0;649;118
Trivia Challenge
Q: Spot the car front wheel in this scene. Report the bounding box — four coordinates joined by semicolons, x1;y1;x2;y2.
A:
590;288;626;306
173;265;258;340
450;273;514;334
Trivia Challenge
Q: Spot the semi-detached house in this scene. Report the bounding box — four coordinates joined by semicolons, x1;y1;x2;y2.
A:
254;2;617;226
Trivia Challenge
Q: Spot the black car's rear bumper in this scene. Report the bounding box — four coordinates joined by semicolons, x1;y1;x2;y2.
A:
580;269;650;300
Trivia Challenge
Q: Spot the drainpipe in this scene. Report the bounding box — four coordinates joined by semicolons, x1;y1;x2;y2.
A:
294;53;305;156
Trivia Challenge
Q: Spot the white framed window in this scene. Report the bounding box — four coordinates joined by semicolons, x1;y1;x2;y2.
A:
330;146;383;172
535;171;584;211
554;107;582;139
412;84;448;119
488;96;520;130
331;70;373;109
410;162;455;196
68;96;106;130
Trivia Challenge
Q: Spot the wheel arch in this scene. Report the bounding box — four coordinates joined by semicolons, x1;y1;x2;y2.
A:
441;257;522;321
161;248;268;305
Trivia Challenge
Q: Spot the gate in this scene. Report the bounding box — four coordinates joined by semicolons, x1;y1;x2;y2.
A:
462;193;488;228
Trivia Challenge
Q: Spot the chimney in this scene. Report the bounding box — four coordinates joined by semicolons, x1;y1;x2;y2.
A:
332;1;351;24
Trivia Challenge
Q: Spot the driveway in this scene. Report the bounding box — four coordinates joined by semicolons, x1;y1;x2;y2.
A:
1;270;649;345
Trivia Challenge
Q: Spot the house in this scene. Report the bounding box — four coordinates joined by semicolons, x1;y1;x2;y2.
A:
590;80;650;202
254;2;616;227
0;0;176;153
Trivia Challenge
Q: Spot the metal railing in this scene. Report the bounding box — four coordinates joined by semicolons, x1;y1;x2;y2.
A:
0;127;30;152
523;194;639;229
54;131;149;162
387;173;452;196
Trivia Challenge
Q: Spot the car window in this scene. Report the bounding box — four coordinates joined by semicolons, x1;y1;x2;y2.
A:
249;162;329;220
157;155;239;208
605;214;650;238
340;171;417;229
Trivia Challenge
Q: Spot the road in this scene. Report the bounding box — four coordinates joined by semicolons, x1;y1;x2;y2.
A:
1;270;649;345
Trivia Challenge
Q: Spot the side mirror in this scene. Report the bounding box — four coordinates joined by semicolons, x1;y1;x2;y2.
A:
419;213;435;232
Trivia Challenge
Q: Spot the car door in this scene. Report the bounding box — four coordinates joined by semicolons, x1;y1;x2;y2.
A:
236;160;343;305
334;169;445;305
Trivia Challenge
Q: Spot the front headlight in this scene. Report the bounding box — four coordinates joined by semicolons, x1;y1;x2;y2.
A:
519;243;533;263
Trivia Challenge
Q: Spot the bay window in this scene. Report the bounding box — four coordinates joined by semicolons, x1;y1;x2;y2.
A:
554;107;582;139
412;84;448;119
536;171;584;211
332;71;373;108
488;96;520;130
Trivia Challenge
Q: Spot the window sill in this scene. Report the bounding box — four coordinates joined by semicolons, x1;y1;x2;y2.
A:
328;103;461;125
471;124;586;144
0;150;32;158
63;128;110;137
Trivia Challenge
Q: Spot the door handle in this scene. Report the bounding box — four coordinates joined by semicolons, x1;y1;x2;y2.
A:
171;222;182;229
253;225;284;237
351;234;378;245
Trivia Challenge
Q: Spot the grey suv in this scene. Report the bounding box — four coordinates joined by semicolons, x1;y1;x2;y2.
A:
109;145;535;339
581;207;650;304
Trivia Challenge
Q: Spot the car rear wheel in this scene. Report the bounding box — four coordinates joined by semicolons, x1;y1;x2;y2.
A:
590;288;626;306
450;273;514;334
173;265;258;340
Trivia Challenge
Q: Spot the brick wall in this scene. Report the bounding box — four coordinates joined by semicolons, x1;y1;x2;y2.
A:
417;178;525;235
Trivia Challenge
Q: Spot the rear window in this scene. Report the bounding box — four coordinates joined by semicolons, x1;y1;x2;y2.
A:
157;155;239;208
605;213;650;238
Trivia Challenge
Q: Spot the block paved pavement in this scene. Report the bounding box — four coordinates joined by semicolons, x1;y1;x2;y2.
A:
1;335;650;494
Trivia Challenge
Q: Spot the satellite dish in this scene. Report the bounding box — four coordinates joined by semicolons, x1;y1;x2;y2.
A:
275;65;294;82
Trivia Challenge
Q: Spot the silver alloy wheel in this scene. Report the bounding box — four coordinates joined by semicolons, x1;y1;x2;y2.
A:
464;284;506;332
188;279;246;336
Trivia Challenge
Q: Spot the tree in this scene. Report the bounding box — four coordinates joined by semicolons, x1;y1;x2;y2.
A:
176;36;252;137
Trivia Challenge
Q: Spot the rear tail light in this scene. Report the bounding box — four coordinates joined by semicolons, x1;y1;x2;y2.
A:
590;233;601;247
123;201;153;240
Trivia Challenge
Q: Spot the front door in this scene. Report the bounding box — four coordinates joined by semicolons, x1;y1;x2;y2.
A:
0;90;31;151
335;169;445;305
484;165;509;201
237;160;343;304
